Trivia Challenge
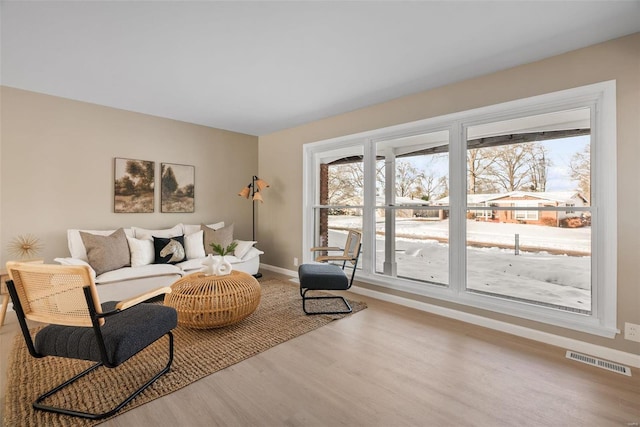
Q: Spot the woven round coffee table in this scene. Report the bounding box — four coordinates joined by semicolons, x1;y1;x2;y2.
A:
164;270;261;329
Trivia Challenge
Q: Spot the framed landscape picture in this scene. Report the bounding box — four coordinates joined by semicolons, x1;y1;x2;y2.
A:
114;158;155;213
161;163;195;213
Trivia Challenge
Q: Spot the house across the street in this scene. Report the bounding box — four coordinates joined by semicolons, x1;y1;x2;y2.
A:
432;191;589;227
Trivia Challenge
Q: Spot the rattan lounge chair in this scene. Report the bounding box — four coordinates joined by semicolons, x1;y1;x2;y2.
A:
5;261;177;420
298;229;362;315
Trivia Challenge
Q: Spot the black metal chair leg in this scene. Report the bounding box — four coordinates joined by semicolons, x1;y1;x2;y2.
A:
302;289;353;315
33;331;174;420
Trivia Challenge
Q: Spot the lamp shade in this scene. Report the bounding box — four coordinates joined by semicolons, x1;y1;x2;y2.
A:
255;178;270;192
238;186;251;199
253;191;264;203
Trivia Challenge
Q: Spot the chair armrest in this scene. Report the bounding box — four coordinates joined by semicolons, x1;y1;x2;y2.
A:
310;246;342;252
115;287;172;311
315;255;356;262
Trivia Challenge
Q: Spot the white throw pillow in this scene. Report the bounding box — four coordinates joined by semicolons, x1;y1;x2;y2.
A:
126;236;155;267
233;240;257;259
185;230;206;259
132;224;183;240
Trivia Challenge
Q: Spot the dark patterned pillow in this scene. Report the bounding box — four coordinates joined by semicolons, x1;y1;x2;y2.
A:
153;235;186;264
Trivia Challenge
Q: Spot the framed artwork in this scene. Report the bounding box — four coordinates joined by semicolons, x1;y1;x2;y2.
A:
161;163;195;213
114;158;155;213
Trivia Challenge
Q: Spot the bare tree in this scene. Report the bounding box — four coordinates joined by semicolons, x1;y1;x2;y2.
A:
570;143;590;200
527;143;552;192
491;143;535;192
395;160;425;198
327;162;364;205
328;156;448;205
467;148;497;194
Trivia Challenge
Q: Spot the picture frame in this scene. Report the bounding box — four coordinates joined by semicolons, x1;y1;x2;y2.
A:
161;163;195;213
114;158;155;213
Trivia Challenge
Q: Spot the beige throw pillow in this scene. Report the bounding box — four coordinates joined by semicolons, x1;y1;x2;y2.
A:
80;228;131;275
202;223;234;255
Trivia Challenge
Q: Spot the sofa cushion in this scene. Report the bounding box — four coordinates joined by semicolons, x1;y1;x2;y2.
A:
202;223;234;254
177;247;264;272
80;228;131;275
95;264;182;284
184;230;206;259
133;224;183;240
177;255;241;273
126;236;156;267
153;235;187;264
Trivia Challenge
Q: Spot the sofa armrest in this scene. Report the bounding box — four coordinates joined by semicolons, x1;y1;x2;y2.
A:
239;247;264;262
115;286;172;311
54;257;97;279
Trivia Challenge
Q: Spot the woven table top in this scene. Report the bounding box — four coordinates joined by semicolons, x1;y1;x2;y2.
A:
164;270;261;329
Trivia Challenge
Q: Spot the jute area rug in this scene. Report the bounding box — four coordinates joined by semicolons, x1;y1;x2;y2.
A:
3;278;366;427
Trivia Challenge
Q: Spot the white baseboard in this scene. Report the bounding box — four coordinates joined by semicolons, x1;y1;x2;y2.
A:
260;263;297;277
260;263;640;369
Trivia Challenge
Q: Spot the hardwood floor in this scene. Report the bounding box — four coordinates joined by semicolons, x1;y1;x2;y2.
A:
1;270;638;426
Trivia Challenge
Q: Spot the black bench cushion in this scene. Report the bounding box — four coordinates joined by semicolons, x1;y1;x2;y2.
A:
299;263;349;290
35;301;177;366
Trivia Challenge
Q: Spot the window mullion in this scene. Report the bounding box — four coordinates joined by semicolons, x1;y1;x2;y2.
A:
449;122;465;294
362;140;376;275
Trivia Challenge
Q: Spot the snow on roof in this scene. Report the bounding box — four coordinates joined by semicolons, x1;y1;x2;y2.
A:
376;195;430;206
432;191;586;205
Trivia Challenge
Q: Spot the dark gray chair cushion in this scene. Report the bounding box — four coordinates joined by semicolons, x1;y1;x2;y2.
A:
35;302;177;366
299;263;349;290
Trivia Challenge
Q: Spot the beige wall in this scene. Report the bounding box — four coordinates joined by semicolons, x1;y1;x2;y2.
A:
259;33;640;353
0;87;259;263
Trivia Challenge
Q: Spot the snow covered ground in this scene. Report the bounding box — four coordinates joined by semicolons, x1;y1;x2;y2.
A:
324;216;591;312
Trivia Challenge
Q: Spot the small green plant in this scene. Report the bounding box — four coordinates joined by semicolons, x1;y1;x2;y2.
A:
210;241;238;256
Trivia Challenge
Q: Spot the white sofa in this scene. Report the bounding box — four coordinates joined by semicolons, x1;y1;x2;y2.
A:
55;222;263;302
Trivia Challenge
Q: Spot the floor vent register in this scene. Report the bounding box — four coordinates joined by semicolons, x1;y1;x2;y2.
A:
566;351;632;376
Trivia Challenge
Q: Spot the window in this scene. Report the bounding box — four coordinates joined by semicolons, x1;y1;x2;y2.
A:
303;81;617;337
513;207;539;221
465;108;592;314
311;145;364;255
374;130;450;285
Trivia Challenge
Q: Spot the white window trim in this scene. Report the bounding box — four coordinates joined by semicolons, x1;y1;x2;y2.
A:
303;81;617;338
513;202;540;220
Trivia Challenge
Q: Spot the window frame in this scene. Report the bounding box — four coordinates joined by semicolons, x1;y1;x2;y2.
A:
513;202;540;221
302;81;617;338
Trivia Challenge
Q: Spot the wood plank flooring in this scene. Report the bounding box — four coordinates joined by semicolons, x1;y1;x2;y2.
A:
1;271;638;426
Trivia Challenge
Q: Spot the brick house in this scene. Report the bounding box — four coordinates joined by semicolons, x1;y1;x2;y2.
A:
434;191;589;227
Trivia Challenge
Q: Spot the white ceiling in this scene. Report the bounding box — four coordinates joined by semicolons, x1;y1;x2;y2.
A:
2;1;639;136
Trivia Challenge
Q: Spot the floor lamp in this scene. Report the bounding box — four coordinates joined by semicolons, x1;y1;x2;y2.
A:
238;176;269;278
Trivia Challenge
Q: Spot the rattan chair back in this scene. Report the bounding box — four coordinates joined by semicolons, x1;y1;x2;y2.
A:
311;229;362;265
344;230;362;265
5;261;102;327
